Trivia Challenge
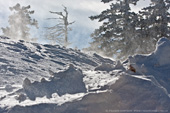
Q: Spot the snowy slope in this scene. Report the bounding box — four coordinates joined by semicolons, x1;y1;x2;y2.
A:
0;36;114;85
0;36;170;113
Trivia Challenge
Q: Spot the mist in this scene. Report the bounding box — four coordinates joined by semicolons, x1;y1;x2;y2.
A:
0;0;151;49
0;0;109;49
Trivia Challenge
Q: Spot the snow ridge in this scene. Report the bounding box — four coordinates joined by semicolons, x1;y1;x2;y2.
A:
0;36;170;113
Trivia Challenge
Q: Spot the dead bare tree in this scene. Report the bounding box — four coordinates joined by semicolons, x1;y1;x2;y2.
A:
45;5;75;47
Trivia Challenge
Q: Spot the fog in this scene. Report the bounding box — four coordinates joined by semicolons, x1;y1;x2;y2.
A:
0;0;109;48
0;0;148;49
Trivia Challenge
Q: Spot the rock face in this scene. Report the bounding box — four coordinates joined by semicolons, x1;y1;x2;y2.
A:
23;64;87;100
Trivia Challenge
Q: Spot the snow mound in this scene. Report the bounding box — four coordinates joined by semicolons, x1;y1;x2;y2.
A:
128;37;170;73
1;37;170;113
6;74;170;113
15;94;27;103
94;60;124;72
154;37;170;66
5;84;13;92
23;64;86;100
94;63;115;72
0;36;116;85
127;37;170;95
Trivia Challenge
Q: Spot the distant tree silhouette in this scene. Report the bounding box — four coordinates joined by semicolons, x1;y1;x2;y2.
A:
2;3;38;41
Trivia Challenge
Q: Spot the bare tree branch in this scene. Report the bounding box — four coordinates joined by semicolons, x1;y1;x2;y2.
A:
45;5;75;47
69;21;75;25
49;11;64;17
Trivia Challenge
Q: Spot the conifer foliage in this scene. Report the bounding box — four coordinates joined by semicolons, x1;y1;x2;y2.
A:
89;0;170;60
138;0;170;53
89;0;139;59
2;3;38;41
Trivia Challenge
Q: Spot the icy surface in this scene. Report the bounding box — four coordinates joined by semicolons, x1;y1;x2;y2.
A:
0;36;170;113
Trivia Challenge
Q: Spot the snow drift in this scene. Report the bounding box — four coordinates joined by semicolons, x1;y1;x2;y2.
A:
23;64;86;100
0;36;170;113
128;37;170;95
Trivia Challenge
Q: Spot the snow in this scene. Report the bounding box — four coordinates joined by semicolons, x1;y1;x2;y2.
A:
23;64;86;100
154;37;170;66
83;70;119;91
0;36;170;113
128;38;170;75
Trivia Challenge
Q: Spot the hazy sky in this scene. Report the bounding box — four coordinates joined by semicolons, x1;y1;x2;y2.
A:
0;0;148;49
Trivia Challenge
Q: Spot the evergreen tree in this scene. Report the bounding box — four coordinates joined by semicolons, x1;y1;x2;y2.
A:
138;0;170;53
2;3;38;41
89;0;139;60
45;5;75;47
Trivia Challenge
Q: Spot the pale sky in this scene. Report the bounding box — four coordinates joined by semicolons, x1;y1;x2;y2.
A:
0;0;148;49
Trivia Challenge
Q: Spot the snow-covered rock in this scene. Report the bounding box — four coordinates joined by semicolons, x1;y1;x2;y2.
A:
5;84;13;92
0;37;170;113
15;94;27;103
6;74;170;113
0;36;115;85
94;63;115;72
154;37;170;66
127;37;170;95
23;64;86;100
128;37;170;73
94;60;124;72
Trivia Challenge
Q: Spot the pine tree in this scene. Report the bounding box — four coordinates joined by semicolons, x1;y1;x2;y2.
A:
89;0;139;60
2;3;38;41
138;0;170;53
45;5;75;47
